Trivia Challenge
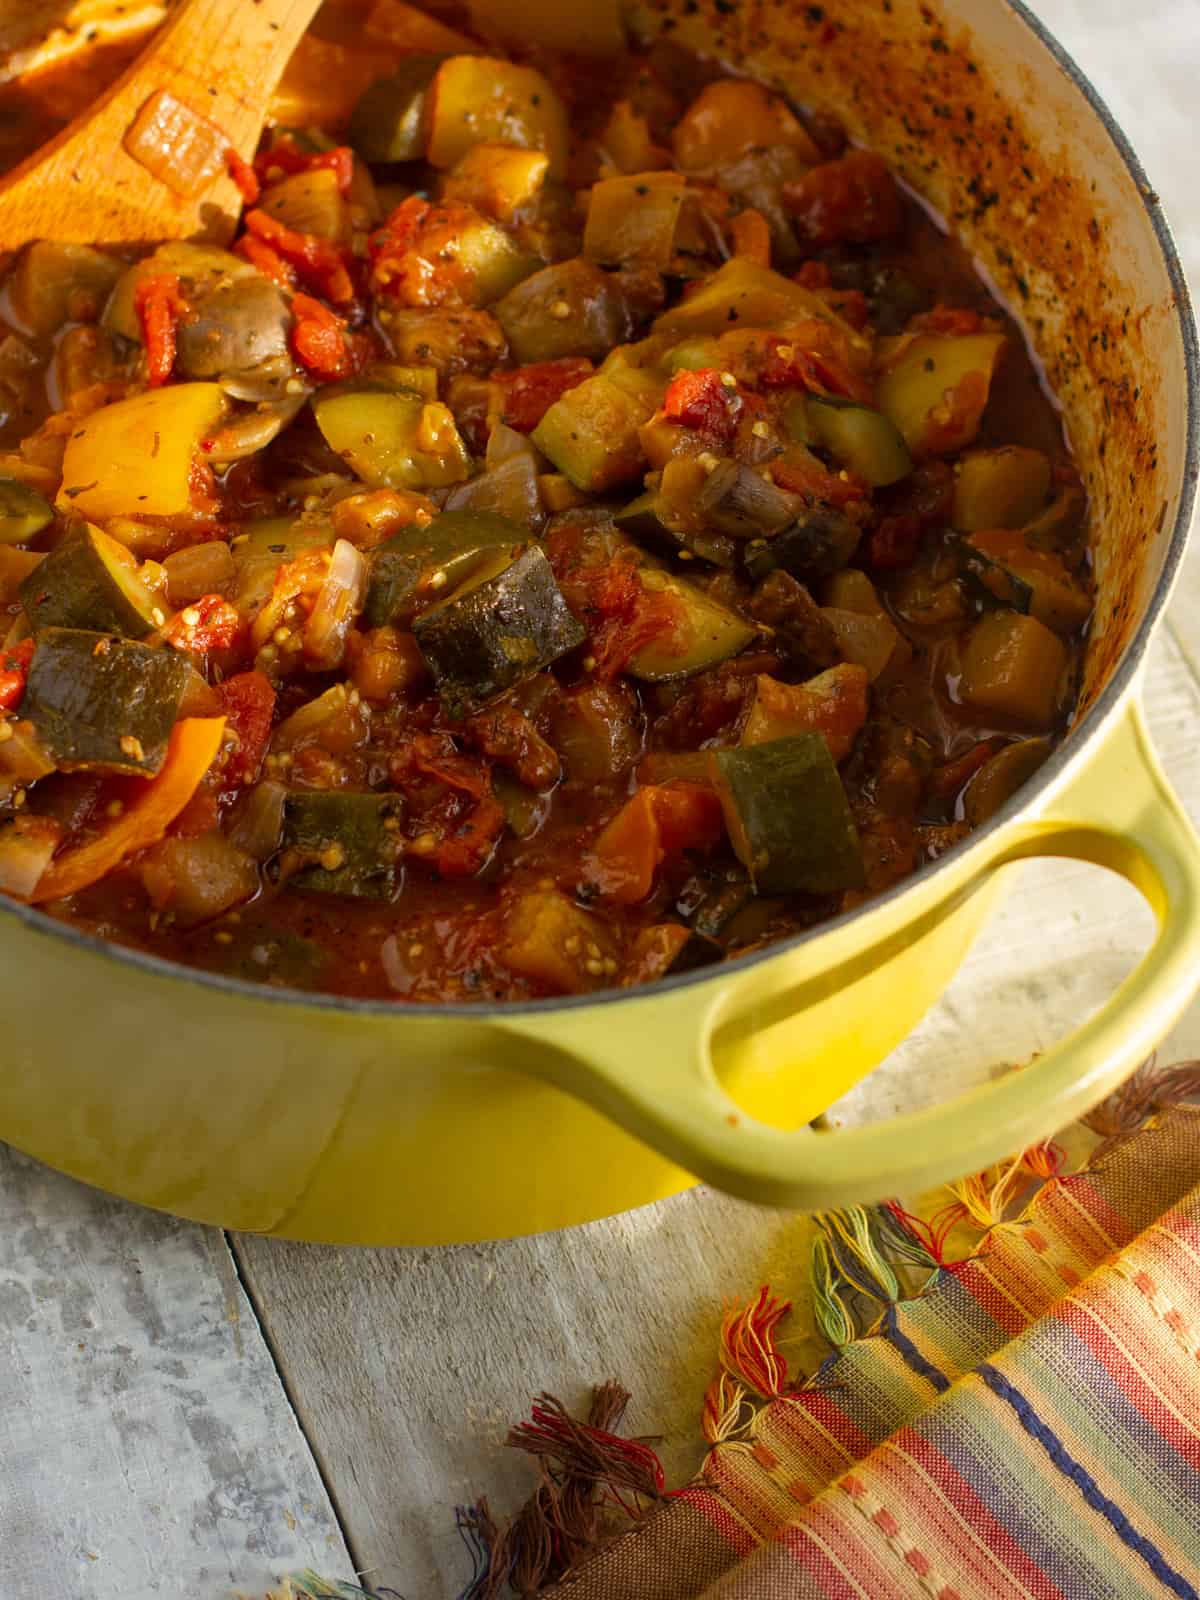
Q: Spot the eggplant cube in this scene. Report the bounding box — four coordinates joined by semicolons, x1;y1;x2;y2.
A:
711;734;864;894
413;545;585;716
283;790;405;900
21;628;190;776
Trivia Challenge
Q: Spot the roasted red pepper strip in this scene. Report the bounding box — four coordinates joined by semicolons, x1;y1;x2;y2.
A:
225;146;260;205
216;670;276;787
134;272;189;388
243;208;355;305
662;367;739;446
0;637;34;712
234;234;296;290
497;358;593;432
255;139;355;195
289;292;376;382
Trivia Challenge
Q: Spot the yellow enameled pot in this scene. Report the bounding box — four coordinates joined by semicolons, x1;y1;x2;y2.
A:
2;0;1198;1244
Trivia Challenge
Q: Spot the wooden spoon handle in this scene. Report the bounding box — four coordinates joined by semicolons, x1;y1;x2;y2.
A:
0;0;323;251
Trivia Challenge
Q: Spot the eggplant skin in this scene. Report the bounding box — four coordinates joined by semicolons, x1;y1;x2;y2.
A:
413;545;586;717
175;276;292;381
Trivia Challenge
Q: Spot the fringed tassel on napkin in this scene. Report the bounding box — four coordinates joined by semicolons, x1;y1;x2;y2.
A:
455;1381;666;1599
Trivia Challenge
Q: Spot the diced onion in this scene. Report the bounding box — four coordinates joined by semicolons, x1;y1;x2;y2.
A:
0;816;61;899
227;780;287;861
303;538;367;670
444;453;541;525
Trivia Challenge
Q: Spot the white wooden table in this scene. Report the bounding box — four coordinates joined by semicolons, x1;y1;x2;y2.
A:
4;4;1200;1595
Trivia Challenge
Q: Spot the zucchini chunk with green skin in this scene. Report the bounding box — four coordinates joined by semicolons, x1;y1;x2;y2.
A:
283;790;405;900
426;57;569;178
21;628;190;776
0;479;53;545
613;483;738;569
710;735;865;894
531;373;653;492
232;517;335;620
742;508;862;584
583;172;686;267
494;258;631;364
875;332;1006;458
364;510;525;628
413;545;585;717
951;447;1051;532
348;55;446;162
806;397;913;487
312;383;471;491
20;525;161;638
625;568;758;682
652;258;870;355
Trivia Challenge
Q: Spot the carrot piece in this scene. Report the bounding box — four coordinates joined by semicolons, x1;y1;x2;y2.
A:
225;146;260;205
134;271;189;388
29;717;226;903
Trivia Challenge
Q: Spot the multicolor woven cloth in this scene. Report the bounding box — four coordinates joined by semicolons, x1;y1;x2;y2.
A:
277;1071;1200;1600
536;1101;1200;1600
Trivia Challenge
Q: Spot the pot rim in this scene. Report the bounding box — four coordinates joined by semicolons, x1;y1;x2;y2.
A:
5;0;1198;1023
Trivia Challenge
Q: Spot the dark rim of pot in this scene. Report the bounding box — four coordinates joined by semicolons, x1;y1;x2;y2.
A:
4;1;1198;1022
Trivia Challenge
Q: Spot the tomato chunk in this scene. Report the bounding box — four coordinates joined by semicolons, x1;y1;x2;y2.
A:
216;670;277;788
498;358;593;432
589;782;723;904
0;638;34;712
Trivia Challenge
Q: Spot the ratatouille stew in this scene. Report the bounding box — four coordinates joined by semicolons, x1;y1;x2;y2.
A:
0;21;1091;1000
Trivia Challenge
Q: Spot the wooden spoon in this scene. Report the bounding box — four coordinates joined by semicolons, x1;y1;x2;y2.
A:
0;0;323;252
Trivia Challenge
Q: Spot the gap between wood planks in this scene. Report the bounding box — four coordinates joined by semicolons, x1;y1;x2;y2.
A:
227;1231;371;1587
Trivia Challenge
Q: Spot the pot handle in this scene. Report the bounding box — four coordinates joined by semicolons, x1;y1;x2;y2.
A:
497;697;1200;1210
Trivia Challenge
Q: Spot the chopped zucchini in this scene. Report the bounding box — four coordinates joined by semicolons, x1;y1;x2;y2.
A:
366;362;440;401
583;172;686;267
876;332;1006;458
963;737;1052;825
494;258;630;364
531;373;653;492
957;610;1068;730
232;518;335;620
21;628;190;776
807;397;913;487
348;54;446;162
613;484;737;569
967;531;1091;635
952;447;1051;532
283;790;404;899
953;536;1033;615
427;57;569;178
653;257;869;354
442;142;550;221
742;508;862;584
261;167;348;241
710;735;864;894
10;243;123;339
57;384;228;521
312;383;471;491
0;479;53;545
413;544;585;715
364;509;525;627
20;525;161;638
625;569;757;682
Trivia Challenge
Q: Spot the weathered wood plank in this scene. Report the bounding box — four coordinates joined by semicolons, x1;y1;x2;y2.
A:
0;1146;354;1598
